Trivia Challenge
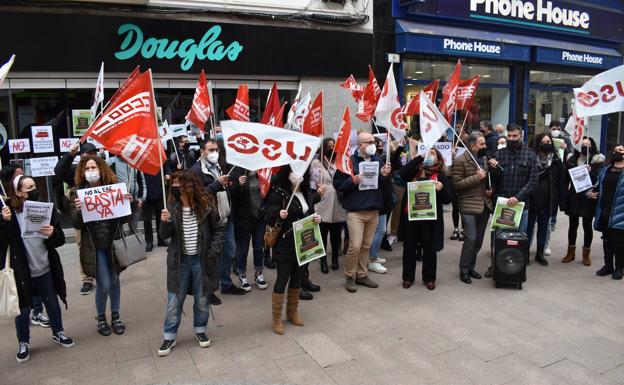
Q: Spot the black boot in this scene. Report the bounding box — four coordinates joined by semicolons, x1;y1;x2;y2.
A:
320;257;329;274
302;268;320;292
264;248;276;269
299;289;313;300
331;253;339;271
96;314;111;336
535;245;549;266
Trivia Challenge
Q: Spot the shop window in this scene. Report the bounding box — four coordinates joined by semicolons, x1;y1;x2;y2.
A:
402;60;509;84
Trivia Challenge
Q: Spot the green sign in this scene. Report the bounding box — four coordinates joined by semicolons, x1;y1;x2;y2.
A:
293;214;326;266
490;197;525;232
72;109;93;137
407;181;437;221
553;138;565;160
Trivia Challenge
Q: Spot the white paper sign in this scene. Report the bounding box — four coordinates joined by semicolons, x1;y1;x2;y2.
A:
76;183;131;223
359;161;379;190
59;138;79;153
170;124;188;138
31;125;54;153
21;200;53;238
417;142;465;166
8;138;30;154
30;156;58;177
568;165;593;193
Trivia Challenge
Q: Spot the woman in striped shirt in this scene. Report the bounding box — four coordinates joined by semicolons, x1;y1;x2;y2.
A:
157;170;226;357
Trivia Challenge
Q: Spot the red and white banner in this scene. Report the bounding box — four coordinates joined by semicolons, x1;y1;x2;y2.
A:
456;76;480;112
289;92;311;132
375;63;407;140
420;91;450;149
261;82;281;125
81;68;165;175
0;54;15;87
439;60;461;122
221;120;321;177
303;92;323;137
185;70;212;131
356;66;382;123
340;74;364;101
564;106;585;152
226;84;250;121
334;107;354;177
286;83;302;129
90;62;105;118
574;64;624;118
402;80;439;116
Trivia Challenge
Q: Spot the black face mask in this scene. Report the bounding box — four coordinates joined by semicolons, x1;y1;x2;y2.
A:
507;139;521;150
182;143;190;151
540;143;553;153
580;146;591;155
26;188;40;202
170;186;182;200
476;148;487;157
324;150;334;159
612;152;624;162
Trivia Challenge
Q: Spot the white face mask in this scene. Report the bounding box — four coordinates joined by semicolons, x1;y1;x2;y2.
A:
85;170;100;183
207;152;219;164
365;144;377;156
497;144;507;150
551;130;561;138
289;173;303;186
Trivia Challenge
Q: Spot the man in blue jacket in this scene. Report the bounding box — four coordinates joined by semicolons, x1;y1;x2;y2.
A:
333;132;392;293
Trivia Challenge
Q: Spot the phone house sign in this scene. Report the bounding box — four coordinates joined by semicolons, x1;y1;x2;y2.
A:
443;38;501;55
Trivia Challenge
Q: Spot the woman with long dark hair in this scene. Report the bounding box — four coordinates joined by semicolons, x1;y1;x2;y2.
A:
2;175;73;362
157;170;225;356
266;165;322;335
594;144;624;279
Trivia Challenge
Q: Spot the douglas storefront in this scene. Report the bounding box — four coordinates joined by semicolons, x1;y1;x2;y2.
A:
390;0;624;152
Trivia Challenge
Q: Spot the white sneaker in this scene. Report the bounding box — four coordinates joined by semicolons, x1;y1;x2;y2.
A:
368;262;388;274
239;275;252;292
544;247;552;256
376;258;387;264
387;235;397;245
254;274;268;290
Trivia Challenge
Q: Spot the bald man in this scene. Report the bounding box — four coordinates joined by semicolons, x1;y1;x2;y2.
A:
495;124;506;137
333;132;392;293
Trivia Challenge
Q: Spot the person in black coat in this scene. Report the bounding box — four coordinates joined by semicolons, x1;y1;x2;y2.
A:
398;149;453;290
526;133;566;266
1;175;74;363
265;165;322;335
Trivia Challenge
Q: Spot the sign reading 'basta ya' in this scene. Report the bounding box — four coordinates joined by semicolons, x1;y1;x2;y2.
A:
114;23;244;71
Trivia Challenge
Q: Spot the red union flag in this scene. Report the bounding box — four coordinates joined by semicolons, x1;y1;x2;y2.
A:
226;84;250;121
335;107;354;177
261;82;281;125
186;70;212;131
402;80;439;117
303;92;323;137
420;91;450;149
439;60;461;122
267;102;286;128
564;106;585;152
356;66;382;123
81;68;165;175
456;76;480;111
574;64;624;118
340;74;364;101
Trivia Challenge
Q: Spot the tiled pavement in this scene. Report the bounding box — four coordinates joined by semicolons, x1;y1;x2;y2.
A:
1;211;624;385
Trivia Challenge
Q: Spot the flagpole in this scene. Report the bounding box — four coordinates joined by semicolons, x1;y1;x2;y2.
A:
454;111;469;148
171;138;181;165
148;69;168;209
371;118;380;134
450;128;481;169
285;180;302;211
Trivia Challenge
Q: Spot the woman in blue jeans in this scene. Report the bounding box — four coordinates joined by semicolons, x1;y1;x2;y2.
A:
157;170;225;356
2;175;74;362
71;156;131;336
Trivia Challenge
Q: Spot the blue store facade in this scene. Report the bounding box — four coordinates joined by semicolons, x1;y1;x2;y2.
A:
380;0;624;152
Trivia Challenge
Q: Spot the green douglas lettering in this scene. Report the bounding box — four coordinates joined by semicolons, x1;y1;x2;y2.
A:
114;23;244;71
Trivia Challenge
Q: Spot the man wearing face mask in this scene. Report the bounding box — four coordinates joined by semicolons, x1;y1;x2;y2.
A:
167;136;197;174
333;132;392;293
450;132;494;284
191;139;247;303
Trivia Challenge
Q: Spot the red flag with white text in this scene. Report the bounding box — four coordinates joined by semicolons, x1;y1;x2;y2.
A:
456;76;480;112
335;107;354;177
439;60;461;122
226;84;250;121
303;92;323;137
261;82;281;125
340;75;364;101
185;70;212;131
356;66;382;123
402;80;439;116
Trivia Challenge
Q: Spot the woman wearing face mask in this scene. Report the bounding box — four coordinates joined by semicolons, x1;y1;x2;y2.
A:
594;144;624;280
70;156;132;336
310;138;346;273
266;166;322;335
1;175;74;362
561;137;604;266
526;134;566;266
398;149;453;290
156;170;225;356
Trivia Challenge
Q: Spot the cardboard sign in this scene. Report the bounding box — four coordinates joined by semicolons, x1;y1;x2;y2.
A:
31;125;54;153
21;201;53;238
72;109;93;137
8;138;30;154
568;165;593;193
30;156;58;177
59;137;80;153
490;197;525;231
76;183;131;223
293;214;326;266
407;181;437;221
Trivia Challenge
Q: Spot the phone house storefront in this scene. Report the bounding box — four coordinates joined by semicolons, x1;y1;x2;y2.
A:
392;0;624;152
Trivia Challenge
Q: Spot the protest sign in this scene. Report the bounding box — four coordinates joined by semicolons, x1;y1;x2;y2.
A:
568;165;593;193
359;161;379;190
553;138;565;160
72;109;93;136
407;181;437;221
59;137;80;153
76;183;131;223
293;214;326;266
170;124;188;138
31;126;54;153
30;156;58;177
417;141;465;166
490;197;525;231
21;200;53;238
9;138;30;154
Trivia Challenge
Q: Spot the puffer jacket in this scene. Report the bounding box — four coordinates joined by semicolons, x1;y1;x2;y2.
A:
594;165;624;231
159;200;226;295
449;150;493;215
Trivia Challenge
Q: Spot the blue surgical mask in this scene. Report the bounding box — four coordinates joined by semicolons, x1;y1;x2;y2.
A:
215;133;223;141
423;156;435;166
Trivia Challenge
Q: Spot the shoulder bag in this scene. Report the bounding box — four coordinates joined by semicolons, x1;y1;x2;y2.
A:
0;245;21;319
113;220;147;268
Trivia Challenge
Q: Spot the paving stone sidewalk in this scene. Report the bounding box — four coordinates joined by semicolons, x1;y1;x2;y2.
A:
1;211;623;385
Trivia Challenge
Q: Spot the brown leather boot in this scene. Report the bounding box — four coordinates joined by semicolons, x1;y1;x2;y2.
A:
286;289;304;326
582;247;591;266
561;245;576;263
272;293;285;335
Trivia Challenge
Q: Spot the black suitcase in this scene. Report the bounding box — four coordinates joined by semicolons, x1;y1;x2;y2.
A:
491;229;528;290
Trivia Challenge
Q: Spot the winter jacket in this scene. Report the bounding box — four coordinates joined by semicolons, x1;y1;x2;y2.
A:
145;171;164;200
564;153;604;218
54;152;79;187
484;131;499;157
0;206;67;309
333;150;391;212
230;169;267;234
490;145;539;207
449;150;493;215
310;159;347;223
528;154;567;216
159;200;226;295
594;165;624;231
